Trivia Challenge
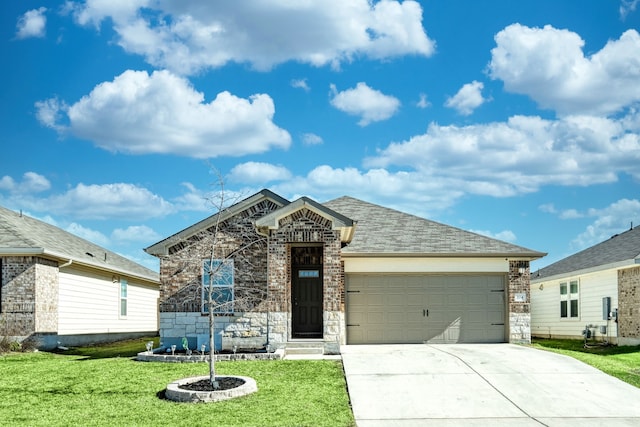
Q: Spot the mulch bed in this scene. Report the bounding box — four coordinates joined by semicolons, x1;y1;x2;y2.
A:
178;377;246;392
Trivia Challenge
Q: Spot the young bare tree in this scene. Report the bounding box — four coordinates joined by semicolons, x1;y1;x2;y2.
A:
161;172;269;389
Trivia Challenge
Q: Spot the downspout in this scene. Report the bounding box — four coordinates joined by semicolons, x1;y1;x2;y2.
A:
58;259;73;269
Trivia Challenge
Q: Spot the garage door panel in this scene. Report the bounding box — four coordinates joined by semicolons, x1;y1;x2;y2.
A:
347;274;506;344
387;312;405;323
467;310;488;323
348;313;365;324
367;294;385;305
367;312;384;324
387;294;405;306
488;311;504;323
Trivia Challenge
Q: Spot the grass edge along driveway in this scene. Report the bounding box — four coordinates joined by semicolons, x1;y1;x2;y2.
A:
531;338;640;389
0;339;355;427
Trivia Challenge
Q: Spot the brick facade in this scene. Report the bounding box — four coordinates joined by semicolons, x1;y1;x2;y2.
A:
618;266;640;343
156;202;346;353
156;199;278;349
508;260;531;344
264;208;344;353
153;192;535;352
0;256;58;340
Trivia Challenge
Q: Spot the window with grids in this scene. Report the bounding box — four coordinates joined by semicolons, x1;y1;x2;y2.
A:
560;280;579;318
202;259;234;314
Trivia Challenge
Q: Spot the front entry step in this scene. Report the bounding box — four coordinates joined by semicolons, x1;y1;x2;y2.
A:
284;340;325;356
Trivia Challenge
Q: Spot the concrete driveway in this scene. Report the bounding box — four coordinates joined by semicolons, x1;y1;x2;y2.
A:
341;344;640;426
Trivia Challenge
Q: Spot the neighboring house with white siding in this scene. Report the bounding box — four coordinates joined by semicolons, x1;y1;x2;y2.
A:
531;225;640;346
0;205;160;349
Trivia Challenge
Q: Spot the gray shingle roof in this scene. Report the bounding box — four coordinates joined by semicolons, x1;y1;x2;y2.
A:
323;196;545;258
0;205;159;283
533;225;640;280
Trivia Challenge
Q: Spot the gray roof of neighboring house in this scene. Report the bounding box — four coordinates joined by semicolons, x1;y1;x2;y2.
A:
0;205;159;283
533;225;640;280
323;196;545;258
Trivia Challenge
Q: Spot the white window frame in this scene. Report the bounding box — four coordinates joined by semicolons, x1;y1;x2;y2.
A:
202;259;234;314
559;279;579;319
120;278;128;317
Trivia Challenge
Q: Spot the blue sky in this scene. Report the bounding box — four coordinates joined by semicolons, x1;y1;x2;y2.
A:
2;0;640;273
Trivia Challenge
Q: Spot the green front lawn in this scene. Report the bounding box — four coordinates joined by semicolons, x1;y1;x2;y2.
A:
0;339;355;427
531;338;640;388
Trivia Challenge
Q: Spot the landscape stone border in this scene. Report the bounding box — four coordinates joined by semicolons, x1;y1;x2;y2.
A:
136;349;283;363
165;375;258;403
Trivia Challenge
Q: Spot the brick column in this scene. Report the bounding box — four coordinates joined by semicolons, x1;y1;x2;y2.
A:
618;266;640;345
508;260;531;344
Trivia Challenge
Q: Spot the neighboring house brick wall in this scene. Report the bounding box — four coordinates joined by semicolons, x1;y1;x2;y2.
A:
509;260;531;344
0;256;58;340
618;266;640;345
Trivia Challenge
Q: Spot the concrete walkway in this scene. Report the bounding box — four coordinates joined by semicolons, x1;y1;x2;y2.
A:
341;344;640;426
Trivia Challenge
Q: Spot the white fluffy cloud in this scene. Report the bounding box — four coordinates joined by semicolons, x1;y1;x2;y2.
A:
291;79;310;92
35;98;66;131
416;93;430;109
571;199;640;249
67;0;435;74
228;162;292;184
66;222;110;246
112;225;160;243
364;113;640;197
272;165;465;215
330;82;401;126
620;0;639;19
489;24;640;116
15;7;47;39
302;133;323;145
445;81;486;116
0;172;51;193
470;229;517;243
36;69;291;158
46;183;174;220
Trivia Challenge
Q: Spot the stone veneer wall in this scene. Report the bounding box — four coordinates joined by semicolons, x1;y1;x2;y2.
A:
0;256;58;340
508;260;531;344
159;311;272;350
618;266;640;345
265;208;344;353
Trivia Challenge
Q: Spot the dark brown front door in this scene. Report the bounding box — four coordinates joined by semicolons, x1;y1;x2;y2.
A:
292;246;323;338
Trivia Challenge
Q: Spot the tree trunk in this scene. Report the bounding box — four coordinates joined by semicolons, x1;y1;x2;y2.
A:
208;303;218;389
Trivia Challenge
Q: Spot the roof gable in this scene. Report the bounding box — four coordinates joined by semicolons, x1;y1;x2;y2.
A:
145;189;290;256
0;205;158;283
255;196;355;242
323;196;545;258
534;225;640;280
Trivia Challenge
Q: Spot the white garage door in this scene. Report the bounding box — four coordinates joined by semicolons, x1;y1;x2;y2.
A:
346;274;506;344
